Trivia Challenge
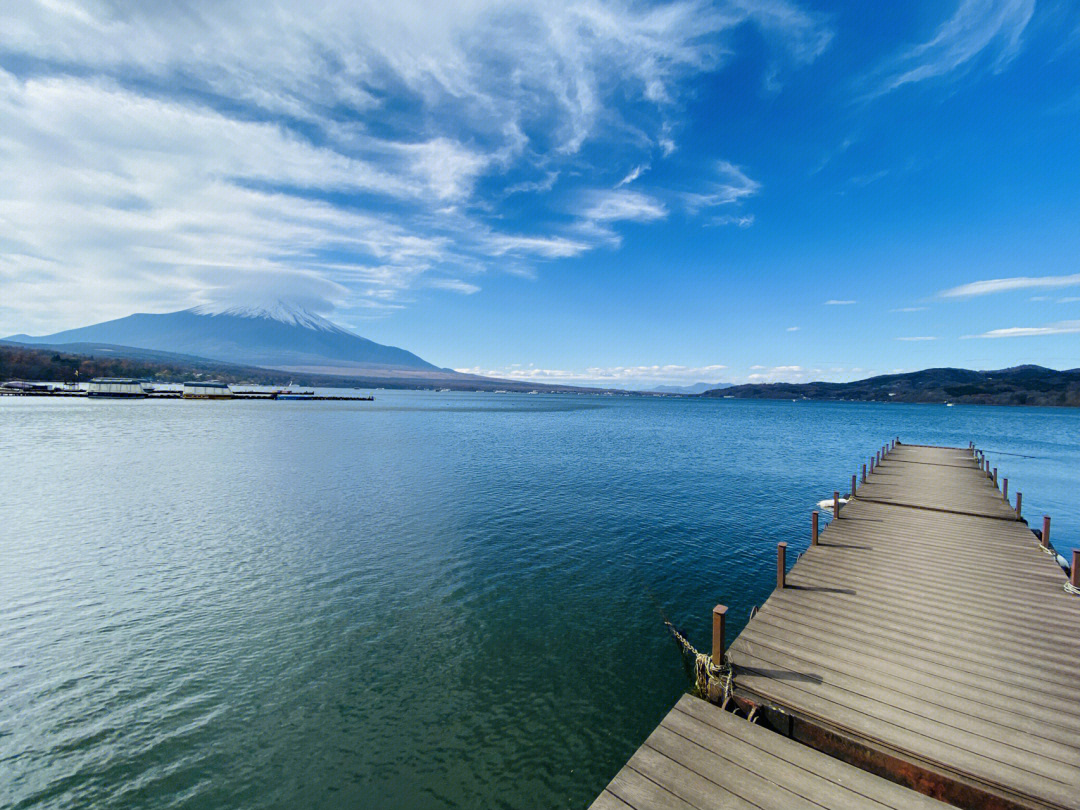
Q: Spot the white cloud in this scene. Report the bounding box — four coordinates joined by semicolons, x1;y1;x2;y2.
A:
871;0;1035;95
939;272;1080;298
615;164;649;187
962;320;1080;338
891;306;928;312
712;214;755;228
824;299;857;305
453;362;729;386
683;161;761;213
485;233;592;258
583;189;668;223
744;364;806;383
1059;296;1080;303
895;336;937;341
427;278;481;295
786;326;800;331
0;1;831;332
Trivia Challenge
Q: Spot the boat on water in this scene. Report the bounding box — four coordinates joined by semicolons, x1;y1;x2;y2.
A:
276;390;316;400
87;378;150;398
182;381;234;399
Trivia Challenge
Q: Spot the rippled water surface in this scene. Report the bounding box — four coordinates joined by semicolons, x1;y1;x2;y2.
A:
2;392;1078;809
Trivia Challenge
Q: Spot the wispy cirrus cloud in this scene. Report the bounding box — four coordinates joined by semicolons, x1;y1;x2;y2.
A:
682;161;761;213
0;0;830;333
939;272;1080;297
711;214;755;228
963;320;1080;338
616;164;649;187
583;189;668;224
824;299;857;305
895;336;937;341
868;0;1035;96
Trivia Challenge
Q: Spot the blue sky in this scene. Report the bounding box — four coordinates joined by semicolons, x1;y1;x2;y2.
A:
1;0;1078;386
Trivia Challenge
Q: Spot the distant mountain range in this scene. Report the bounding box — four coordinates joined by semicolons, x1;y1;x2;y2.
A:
6;302;442;376
648;382;733;394
702;366;1080;407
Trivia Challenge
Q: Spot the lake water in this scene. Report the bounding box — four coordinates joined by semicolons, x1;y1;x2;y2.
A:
2;392;1077;809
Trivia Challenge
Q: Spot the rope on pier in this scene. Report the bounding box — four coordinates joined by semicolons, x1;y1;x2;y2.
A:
1065;581;1080;597
665;620;733;705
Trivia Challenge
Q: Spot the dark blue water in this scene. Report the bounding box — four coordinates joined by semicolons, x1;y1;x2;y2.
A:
2;392;1077;809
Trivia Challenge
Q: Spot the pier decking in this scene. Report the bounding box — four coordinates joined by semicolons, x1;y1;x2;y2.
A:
591;442;1079;810
591;694;951;810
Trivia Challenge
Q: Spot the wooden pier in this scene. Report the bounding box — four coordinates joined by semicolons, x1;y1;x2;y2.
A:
592;442;1080;810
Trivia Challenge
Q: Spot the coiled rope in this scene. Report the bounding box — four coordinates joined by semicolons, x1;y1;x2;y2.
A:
665;620;733;705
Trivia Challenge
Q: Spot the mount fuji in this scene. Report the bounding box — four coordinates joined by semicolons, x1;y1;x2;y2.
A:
5;302;444;375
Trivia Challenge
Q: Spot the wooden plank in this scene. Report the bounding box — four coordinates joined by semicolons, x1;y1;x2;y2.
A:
763;587;1080;692
674;697;949;810
788;554;1080;633
607;766;699;810
645;726;825;810
741;617;1080;741
732;640;1078;779
733;654;1079;810
660;712;896;810
783;565;1080;659
589;791;636;810
754;604;1080;721
735;628;1080;763
628;744;760;810
590;696;954;810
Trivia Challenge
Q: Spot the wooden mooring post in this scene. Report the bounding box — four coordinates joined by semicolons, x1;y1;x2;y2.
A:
861;463;867;483
811;510;819;546
711;605;727;666
851;474;857;498
1003;477;1008;500
1016;491;1022;517
1073;551;1080;591
1042;515;1051;548
777;542;787;589
833;490;840;519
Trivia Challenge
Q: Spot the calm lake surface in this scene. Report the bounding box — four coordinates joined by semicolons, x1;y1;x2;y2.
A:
2;392;1078;809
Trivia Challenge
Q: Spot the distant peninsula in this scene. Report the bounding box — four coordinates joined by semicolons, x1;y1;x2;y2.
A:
702;366;1080;407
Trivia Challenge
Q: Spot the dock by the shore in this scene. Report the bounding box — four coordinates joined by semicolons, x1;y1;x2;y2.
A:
0;389;373;401
592;441;1080;810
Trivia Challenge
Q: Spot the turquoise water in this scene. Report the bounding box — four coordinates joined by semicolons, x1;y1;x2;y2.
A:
2;392;1077;809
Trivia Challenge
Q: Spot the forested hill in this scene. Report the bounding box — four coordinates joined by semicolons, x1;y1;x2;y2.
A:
702;366;1080;407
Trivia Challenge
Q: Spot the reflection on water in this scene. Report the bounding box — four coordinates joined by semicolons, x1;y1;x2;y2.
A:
1;392;1077;809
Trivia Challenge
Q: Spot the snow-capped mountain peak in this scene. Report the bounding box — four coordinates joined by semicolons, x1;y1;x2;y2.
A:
9;301;440;372
188;301;344;332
